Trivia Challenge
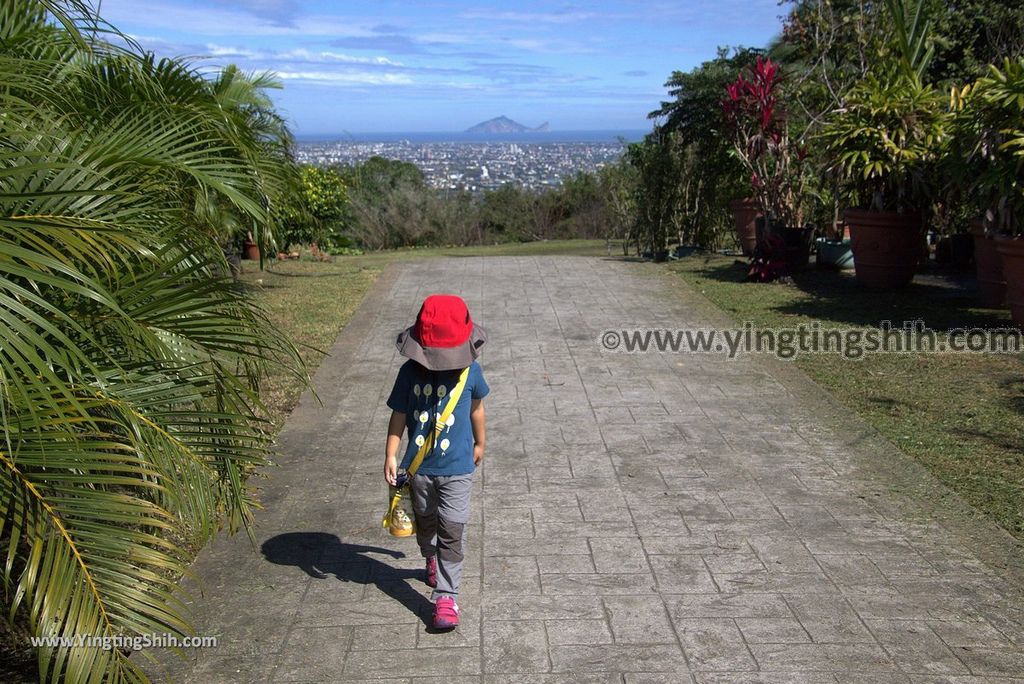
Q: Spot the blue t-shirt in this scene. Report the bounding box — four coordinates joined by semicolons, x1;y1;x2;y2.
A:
386;360;490;476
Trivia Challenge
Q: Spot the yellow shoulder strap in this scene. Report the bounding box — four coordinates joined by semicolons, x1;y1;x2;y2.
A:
405;366;470;478
383;367;471;530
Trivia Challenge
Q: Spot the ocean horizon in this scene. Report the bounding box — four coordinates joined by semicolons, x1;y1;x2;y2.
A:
295;129;648;144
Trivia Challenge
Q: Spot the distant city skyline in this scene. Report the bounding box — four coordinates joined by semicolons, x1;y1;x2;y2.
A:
297;138;629;192
96;1;788;135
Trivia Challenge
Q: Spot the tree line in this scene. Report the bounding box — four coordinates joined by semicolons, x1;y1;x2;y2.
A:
638;0;1024;253
276;156;635;252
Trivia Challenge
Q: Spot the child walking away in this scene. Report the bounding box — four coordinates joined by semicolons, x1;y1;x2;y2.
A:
384;295;489;630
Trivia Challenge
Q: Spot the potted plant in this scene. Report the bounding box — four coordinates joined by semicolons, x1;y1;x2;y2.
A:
816;231;855;269
951;57;1024;319
816;191;854;270
723;56;814;274
728;197;760;256
818;0;948;288
970;218;1005;307
243;230;260;261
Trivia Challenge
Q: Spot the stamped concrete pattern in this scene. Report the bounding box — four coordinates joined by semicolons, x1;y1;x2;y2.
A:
144;257;1024;683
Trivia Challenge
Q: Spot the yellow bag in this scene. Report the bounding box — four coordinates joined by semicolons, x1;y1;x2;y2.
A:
383;367;469;537
385;478;416;537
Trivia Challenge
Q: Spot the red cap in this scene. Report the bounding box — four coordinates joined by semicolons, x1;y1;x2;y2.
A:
414;295;473;349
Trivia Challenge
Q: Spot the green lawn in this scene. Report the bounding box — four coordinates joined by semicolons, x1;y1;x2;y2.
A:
240;259;379;430
665;253;1024;541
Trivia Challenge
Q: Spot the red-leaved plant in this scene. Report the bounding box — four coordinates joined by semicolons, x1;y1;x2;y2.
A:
723;56;809;230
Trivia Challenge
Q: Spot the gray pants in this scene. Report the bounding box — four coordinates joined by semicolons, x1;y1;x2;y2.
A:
410;472;473;600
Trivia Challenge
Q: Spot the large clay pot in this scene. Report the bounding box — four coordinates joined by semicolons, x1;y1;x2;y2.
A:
995;236;1024;328
934;233;974;270
755;218;814;272
729;198;760;256
845;209;922;288
971;220;1006;308
243;231;260;261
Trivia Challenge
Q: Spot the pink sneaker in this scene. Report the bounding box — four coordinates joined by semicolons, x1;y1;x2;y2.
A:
425;556;437;588
433;596;459;629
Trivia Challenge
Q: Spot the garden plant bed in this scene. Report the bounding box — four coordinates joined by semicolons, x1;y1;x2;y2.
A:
666;253;1024;541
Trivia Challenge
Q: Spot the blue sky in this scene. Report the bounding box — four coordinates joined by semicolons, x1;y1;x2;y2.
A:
99;1;787;134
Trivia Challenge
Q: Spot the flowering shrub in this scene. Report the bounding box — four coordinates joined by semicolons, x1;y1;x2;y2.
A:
723;56;810;229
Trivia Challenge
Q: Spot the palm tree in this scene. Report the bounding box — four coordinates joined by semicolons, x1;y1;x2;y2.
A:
0;1;305;681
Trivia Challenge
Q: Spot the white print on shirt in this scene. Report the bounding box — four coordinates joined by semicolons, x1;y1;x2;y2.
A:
409;373;468;461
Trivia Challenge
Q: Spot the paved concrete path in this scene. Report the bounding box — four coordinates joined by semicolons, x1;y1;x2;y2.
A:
146;256;1024;683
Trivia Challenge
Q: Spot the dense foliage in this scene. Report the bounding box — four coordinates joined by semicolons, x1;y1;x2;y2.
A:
723;56;812;228
635;0;1024;251
0;1;304;681
299;156;627;251
951;57;1024;233
276;165;349;249
647;47;762;249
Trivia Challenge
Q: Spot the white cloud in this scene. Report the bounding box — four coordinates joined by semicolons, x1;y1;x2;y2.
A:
458;9;598;24
276;49;403;66
275;70;414;85
101;0;379;38
205;44;262;59
497;37;596;54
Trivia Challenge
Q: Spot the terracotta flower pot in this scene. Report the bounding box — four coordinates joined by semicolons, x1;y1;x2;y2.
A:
844;209;923;288
729;198;760;257
755;218;813;272
970;220;1006;308
995;236;1024;328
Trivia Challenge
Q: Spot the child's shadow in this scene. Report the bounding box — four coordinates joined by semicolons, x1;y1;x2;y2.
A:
261;532;432;627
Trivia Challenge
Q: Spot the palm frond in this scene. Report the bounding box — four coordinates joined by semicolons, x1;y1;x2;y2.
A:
1;2;307;681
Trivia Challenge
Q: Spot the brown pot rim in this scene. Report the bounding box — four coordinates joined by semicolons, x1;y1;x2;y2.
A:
844;208;922;230
728;197;759;210
994;235;1024;255
971;218;1018;239
843;207;922;218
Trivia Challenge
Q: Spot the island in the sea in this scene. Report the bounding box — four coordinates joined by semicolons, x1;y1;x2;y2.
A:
465;116;550;134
